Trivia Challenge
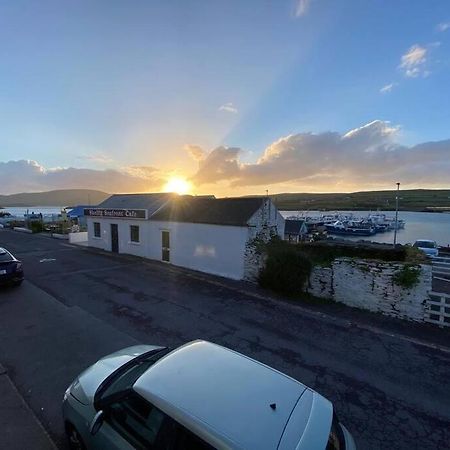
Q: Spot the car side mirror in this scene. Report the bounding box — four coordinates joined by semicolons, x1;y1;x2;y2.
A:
89;410;105;436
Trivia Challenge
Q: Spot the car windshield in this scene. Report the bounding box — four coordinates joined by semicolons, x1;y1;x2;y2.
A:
0;250;12;262
96;349;169;404
326;413;345;450
414;241;436;249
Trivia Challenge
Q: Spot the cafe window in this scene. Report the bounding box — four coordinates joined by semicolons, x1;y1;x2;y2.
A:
94;222;101;238
130;225;140;243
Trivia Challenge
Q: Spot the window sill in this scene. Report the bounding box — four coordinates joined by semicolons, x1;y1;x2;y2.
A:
128;241;141;245
92;236;102;240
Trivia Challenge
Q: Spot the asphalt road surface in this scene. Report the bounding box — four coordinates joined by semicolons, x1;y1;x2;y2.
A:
1;229;450;449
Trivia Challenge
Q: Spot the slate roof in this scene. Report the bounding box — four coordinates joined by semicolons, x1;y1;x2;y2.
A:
98;193;174;215
151;196;265;227
67;205;92;217
284;219;307;235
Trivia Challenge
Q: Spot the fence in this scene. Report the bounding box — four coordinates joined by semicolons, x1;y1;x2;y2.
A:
425;292;450;328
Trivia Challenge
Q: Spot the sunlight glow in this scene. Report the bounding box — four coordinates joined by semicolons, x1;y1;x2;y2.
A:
163;177;192;195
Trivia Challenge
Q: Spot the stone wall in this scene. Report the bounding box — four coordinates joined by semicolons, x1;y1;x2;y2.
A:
244;198;285;281
307;258;432;322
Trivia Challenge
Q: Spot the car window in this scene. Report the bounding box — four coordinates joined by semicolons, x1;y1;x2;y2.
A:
326;413;345;450
414;241;435;249
108;391;216;450
108;392;166;449
171;424;215;450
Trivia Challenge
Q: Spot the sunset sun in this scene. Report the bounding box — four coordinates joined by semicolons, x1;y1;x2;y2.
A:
164;177;192;195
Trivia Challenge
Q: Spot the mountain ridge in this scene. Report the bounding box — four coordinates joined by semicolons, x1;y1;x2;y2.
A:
0;189;110;207
268;189;450;211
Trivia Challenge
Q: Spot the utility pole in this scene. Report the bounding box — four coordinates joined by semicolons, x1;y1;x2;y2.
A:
393;182;400;247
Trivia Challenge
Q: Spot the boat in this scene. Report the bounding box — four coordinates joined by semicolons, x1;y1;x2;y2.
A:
325;221;376;236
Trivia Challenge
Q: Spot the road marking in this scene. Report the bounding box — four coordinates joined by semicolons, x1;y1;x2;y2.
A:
39;258;56;263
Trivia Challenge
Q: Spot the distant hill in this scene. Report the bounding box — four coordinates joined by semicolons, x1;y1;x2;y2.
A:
270;189;450;211
0;189;110;207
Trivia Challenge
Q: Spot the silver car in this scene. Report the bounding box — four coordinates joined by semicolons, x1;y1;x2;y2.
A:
63;340;356;449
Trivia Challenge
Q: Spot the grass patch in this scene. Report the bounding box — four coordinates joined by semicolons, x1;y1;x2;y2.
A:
392;265;421;289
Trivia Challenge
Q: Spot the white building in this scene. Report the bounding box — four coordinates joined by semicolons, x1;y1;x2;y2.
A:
85;193;285;280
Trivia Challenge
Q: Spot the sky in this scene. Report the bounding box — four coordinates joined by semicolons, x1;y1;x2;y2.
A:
1;0;449;196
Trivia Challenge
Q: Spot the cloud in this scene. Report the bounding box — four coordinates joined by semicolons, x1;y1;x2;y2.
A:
184;144;205;161
436;22;450;32
294;0;312;17
190;146;242;185
399;45;428;77
188;120;450;189
75;153;114;164
0;160;163;194
218;102;238;114
379;82;397;94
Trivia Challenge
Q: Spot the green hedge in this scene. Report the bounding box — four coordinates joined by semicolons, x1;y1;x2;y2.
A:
298;241;407;266
30;221;45;233
258;241;312;296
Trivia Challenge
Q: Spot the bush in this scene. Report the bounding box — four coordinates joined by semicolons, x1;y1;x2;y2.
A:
392;265;421;289
258;242;312;296
30;221;44;233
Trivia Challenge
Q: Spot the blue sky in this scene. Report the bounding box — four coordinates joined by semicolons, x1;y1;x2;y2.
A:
0;0;449;194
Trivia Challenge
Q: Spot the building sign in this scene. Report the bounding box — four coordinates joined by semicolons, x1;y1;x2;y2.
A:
84;208;147;219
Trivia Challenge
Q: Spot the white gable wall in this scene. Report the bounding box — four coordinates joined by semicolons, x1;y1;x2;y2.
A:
247;199;285;239
87;217;248;280
149;221;248;280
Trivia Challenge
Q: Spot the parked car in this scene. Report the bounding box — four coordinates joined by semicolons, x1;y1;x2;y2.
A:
63;340;356;450
0;247;24;287
413;239;439;258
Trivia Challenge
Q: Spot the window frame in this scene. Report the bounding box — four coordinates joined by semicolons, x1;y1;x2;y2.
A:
130;225;140;243
104;391;216;450
93;222;101;238
161;230;170;262
106;392;166;449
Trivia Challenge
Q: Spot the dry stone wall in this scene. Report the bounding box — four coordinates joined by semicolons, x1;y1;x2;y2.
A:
307;258;432;322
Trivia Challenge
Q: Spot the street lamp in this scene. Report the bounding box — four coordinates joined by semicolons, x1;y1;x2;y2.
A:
393;182;400;247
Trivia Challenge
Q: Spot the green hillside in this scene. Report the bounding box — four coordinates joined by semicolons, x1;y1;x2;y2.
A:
0;189;110;207
270;189;450;211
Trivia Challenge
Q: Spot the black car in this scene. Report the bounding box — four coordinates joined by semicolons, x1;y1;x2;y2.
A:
0;247;24;287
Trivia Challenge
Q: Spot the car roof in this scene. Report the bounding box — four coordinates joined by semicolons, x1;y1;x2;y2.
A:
415;239;436;243
133;340;312;450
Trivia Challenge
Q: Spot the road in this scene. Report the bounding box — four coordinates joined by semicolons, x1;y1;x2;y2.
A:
1;229;450;449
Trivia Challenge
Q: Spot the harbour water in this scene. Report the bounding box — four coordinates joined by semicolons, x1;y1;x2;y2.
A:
0;206;64;216
281;210;450;247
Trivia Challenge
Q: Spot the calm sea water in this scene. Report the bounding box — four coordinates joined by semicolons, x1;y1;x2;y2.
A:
1;206;64;216
281;210;450;247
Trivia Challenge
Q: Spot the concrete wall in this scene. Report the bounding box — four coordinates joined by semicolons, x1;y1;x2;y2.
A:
87;218;150;258
149;221;248;280
69;232;88;244
307;258;432;322
87;217;249;280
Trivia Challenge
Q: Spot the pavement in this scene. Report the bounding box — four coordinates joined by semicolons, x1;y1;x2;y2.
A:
1;229;450;449
0;363;56;450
